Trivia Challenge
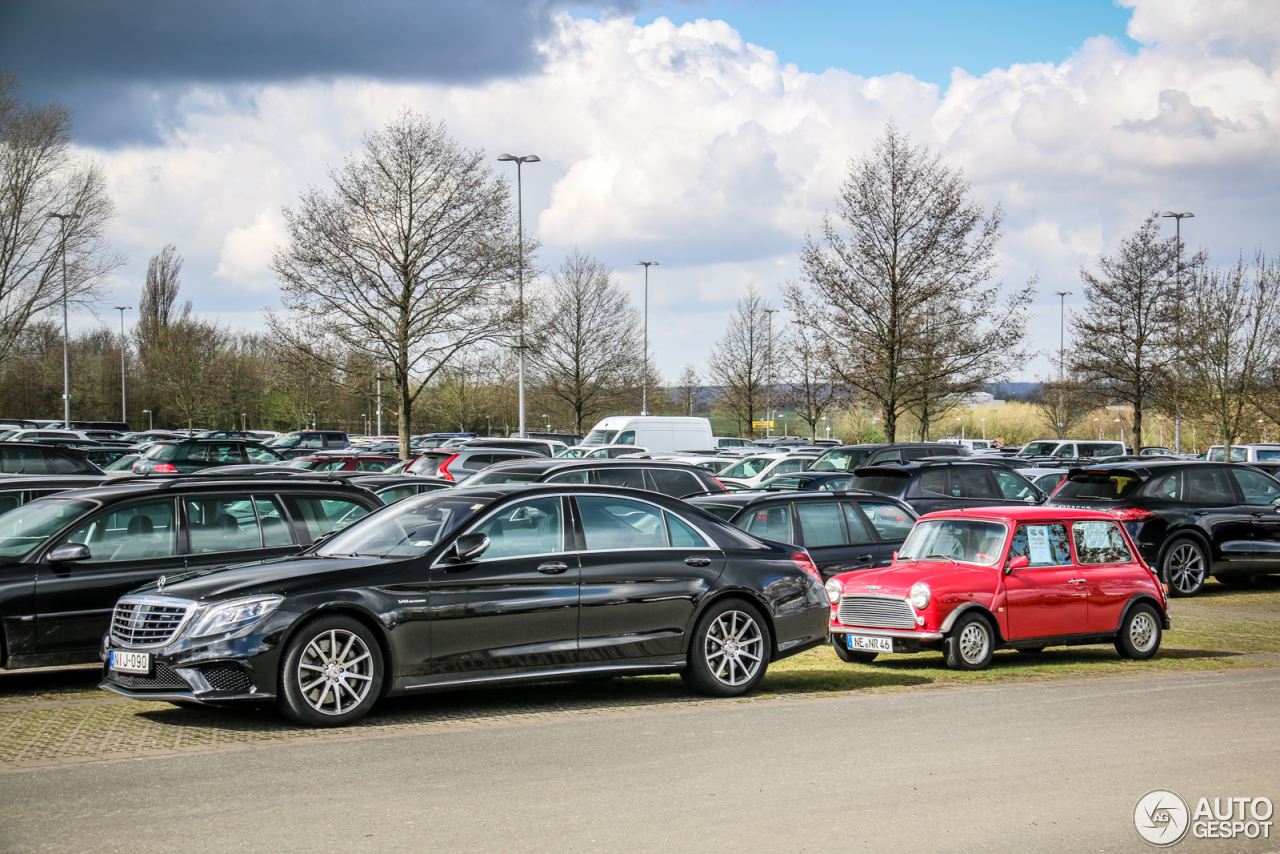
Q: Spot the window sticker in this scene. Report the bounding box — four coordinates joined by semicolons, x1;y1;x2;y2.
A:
1027;525;1052;564
1084;523;1111;549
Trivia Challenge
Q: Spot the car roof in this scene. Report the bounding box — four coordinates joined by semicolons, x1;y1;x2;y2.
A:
27;477;379;502
477;458;710;473
687;489;889;508
918;506;1119;523
854;459;1009;473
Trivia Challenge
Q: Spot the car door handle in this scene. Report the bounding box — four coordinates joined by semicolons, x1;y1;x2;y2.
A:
1251;511;1266;518
537;562;569;574
1068;578;1087;584
685;556;712;567
856;554;874;562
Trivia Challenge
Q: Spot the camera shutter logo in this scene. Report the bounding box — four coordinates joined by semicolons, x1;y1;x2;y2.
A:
1135;789;1190;846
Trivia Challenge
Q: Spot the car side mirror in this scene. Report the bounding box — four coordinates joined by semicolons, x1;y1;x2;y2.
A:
891;550;898;564
48;543;91;563
1005;554;1030;573
449;532;490;563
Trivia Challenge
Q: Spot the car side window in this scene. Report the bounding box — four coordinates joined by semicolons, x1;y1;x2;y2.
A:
593;468;646;489
256;497;294;547
1053;444;1075;458
1183;468;1237;504
796;502;847;547
0;492;22;514
185;444;210;463
62;499;177;561
47;454;82;474
917;470;949;496
952;468;998;499
817;477;849;491
1072;521;1132;565
576;496;665;550
1;447;50;474
666;512;711;548
646;468;703;498
283;496;370;541
773;459;807;475
1230;469;1280;505
769;477;805;490
245;445;280;463
466;454;494;468
186;494;264;553
993;470;1039;502
377;485;420;505
547;470;590;484
299;436;323;450
1154;472;1181;500
471;496;565;558
616;431;636;445
743;504;793;543
839;503;875;545
355;460;391;472
857;502;914;541
1007;523;1072;566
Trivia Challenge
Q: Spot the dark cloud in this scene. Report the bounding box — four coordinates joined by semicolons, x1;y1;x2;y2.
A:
0;0;607;145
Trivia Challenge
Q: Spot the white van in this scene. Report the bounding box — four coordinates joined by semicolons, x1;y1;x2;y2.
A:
582;416;714;452
1206;443;1280;462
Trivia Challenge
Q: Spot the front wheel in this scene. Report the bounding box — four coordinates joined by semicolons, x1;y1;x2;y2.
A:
943;612;995;671
1115;603;1162;660
277;615;384;727
682;599;771;697
831;636;878;664
1163;538;1208;597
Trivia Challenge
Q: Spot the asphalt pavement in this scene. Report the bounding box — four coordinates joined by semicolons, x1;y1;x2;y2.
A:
1;669;1278;854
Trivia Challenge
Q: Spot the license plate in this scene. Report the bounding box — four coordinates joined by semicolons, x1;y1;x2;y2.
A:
109;650;152;675
846;634;893;653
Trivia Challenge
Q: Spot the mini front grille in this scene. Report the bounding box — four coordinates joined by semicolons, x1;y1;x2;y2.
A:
199;663;253;693
837;595;917;629
110;598;193;648
107;662;189;690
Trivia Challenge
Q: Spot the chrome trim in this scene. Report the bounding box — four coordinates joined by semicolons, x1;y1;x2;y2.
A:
99;682;274;703
835;593;919;629
829;626;944;640
109;595;198;649
400;662;682;691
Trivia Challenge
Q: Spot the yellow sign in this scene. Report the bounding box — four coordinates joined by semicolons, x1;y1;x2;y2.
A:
752;420;775;429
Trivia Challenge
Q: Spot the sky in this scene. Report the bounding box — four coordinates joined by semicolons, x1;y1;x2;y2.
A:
2;0;1277;389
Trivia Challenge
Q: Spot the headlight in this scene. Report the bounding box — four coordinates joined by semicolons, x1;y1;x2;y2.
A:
825;579;843;605
186;595;284;638
909;582;931;610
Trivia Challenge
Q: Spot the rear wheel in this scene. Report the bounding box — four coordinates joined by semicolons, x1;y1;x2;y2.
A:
1115;603;1162;660
943;612;994;671
277;615;384;727
831;636;878;664
682;599;771;697
1163;538;1208;597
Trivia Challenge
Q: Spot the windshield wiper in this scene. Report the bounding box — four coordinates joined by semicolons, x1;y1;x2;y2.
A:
925;553;957;564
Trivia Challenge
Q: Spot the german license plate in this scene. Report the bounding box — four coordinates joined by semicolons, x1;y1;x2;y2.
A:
109;650;152;675
846;634;893;653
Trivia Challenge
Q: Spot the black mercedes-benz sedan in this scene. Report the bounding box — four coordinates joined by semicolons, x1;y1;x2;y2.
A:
101;484;830;727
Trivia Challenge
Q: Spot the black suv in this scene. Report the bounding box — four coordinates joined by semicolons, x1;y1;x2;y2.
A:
132;438;285;474
0;477;381;671
0;442;103;475
1047;460;1280;596
687;490;917;580
844;460;1045;515
465;458;727;499
809;442;969;473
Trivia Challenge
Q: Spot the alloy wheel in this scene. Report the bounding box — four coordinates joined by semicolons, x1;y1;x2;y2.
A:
296;628;375;716
958;621;990;665
702;610;764;687
1167;543;1206;595
1128;611;1157;653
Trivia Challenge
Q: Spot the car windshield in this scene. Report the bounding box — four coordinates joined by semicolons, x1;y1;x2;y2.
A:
1053;471;1143;501
1017;441;1061;457
809;448;872;472
845;472;909;496
719;457;775;478
582;429;618;445
103;454;139;471
0;498;96;559
899;519;1007;566
316;494;488;559
269;435;302;448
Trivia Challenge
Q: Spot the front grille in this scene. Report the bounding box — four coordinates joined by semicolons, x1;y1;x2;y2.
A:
110;598;193;647
107;662;189;689
199;663;253;693
837;595;917;629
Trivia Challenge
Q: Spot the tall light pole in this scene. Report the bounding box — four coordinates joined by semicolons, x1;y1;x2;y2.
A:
634;261;658;416
499;153;540;435
47;212;80;424
143;409;152;430
242;412;248;432
375;368;382;436
112;306;132;423
1053;290;1072;439
1162;211;1194;452
762;308;778;437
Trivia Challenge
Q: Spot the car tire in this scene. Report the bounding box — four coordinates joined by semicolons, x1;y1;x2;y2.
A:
831;636;878;664
1114;603;1162;660
1163;538;1208;597
682;598;771;697
943;612;995;671
277;615;384;727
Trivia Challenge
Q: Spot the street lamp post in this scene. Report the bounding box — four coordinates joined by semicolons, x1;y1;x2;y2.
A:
308;412;316;430
112;305;132;423
143;409;152;430
634;261;658;416
956;416;964;441
1162;211;1194;452
981;417;987;440
1094;417;1100;440
499;153;540;436
1053;290;1072;439
762;308;778;437
47;212;81;424
1260;418;1267;443
241;412;247;431
1115;417;1125;446
823;415;830;439
542;414;550;433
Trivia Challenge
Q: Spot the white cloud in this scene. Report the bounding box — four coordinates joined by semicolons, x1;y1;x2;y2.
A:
78;0;1280;383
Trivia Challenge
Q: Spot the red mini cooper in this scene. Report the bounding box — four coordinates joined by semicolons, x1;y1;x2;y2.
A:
825;507;1170;670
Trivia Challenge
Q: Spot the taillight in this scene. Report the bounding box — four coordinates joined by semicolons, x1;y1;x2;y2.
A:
1107;506;1157;522
792;552;821;583
437;453;459;482
151;463;178;474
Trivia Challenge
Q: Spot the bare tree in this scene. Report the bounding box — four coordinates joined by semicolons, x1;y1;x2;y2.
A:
526;250;644;433
675;363;701;417
0;71;119;369
147;317;230;434
1031;374;1096;439
271;109;521;457
707;284;772;437
785;123;1025;441
1070;215;1187;449
136;244;190;349
776;323;844;440
1182;253;1280;456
